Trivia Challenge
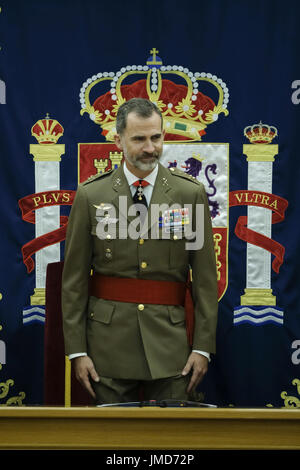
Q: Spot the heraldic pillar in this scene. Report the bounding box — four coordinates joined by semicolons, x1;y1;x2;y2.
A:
29;115;65;306
241;124;278;306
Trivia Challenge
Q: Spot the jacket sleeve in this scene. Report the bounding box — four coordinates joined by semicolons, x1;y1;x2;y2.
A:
189;183;218;354
61;184;93;355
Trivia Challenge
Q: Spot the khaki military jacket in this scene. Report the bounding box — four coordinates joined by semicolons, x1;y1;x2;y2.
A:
62;162;218;380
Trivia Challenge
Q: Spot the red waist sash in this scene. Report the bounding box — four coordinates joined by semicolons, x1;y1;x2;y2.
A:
90;273;194;346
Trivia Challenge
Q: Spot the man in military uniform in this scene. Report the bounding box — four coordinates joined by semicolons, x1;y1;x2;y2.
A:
62;98;218;404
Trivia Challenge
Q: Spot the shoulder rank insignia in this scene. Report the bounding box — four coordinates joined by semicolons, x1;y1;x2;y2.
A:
82;168;114;185
168;167;199;184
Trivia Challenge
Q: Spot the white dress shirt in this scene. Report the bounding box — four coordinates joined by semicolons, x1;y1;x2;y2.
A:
123;159;158;207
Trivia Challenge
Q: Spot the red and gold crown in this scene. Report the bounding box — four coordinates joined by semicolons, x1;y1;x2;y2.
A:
31;114;64;144
79;48;229;141
244;121;277;144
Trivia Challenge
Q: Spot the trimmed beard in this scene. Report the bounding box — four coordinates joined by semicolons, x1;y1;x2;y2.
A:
129;155;158;172
123;145;161;172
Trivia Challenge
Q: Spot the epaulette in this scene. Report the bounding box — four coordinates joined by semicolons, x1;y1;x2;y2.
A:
82;168;114;185
168;166;200;184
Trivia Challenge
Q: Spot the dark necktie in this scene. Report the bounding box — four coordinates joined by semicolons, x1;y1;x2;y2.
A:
132;179;150;208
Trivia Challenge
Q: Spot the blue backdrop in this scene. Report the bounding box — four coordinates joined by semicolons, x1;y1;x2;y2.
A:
0;0;299;407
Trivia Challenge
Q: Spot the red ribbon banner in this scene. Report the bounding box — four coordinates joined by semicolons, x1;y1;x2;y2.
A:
229;190;289;273
18;190;76;273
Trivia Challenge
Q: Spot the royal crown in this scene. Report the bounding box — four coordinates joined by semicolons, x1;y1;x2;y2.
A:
31;114;64;144
79;48;229;141
244;121;277;144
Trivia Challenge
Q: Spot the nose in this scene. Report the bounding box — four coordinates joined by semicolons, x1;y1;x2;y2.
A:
143;139;155;154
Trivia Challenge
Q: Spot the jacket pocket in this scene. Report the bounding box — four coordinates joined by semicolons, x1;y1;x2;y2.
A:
169;234;189;269
88;297;115;324
91;224;115;265
167;305;186;324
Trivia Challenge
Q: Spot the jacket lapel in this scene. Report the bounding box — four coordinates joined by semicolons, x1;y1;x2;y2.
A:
111;165;136;225
140;163;176;238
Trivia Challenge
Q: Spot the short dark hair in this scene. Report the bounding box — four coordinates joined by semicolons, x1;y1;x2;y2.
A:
116;98;163;135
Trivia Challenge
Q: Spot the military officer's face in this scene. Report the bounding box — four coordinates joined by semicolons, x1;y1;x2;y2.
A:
114;111;165;177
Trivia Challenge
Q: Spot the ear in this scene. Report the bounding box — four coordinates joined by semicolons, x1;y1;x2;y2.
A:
114;133;122;150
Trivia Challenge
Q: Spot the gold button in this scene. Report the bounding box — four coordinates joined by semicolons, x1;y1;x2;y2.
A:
138;304;144;311
105;248;112;253
139;238;144;245
141;261;147;269
106;234;111;240
90;312;94;318
173;235;178;240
